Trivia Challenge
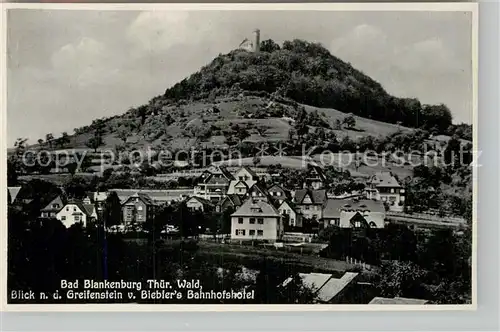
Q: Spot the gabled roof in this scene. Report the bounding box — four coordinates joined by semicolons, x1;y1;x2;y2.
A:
323;199;385;219
278;200;301;214
123;192;155;206
204;174;231;185
268;184;290;196
369;172;401;188
82;204;96;217
7;187;21;203
307;165;327;181
41;196;65;213
234;180;249;188
369;297;429;305
240;166;258;179
294;189;327;205
219;166;235;180
221;194;243;207
187;196;214;207
231;198;281;217
248;182;269;196
110;189;194;204
65;200;93;217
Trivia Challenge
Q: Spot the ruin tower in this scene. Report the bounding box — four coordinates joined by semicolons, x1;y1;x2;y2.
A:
253;29;260;52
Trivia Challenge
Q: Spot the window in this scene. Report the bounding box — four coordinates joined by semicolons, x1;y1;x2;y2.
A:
61;216;66;221
252;192;256;197
66;207;69;211
74;215;81;222
257;230;263;236
249;218;255;224
52;204;59;209
305;206;310;210
290;218;295;224
313;214;318;219
354;221;361;228
238;218;243;224
390;188;395;193
235;229;245;236
137;206;143;211
249;230;255;236
257;218;264;224
277;192;281;197
137;215;143;220
73;207;77;212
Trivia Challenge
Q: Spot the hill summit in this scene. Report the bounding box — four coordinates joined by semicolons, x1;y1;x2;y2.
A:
37;38;465;153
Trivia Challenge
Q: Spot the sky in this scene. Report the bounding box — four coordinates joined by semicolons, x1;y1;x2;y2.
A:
6;9;473;145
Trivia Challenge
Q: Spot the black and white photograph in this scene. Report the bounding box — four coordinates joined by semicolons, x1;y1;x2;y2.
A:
3;3;477;309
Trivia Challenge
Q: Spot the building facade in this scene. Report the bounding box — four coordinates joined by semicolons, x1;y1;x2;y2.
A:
231;199;283;242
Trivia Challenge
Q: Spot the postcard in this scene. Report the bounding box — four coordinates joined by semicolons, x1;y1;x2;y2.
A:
1;2;478;311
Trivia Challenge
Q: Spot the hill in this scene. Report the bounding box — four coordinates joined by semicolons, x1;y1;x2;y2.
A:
24;38;471;155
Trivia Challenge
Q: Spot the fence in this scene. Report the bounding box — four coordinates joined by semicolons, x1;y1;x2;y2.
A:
345;256;373;271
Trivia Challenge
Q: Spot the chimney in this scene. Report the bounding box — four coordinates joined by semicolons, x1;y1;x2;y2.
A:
253;29;260;52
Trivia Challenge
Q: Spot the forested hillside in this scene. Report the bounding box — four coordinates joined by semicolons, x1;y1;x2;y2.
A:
162;39;454;133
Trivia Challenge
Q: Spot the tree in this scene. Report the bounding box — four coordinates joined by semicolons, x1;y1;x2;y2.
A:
86;135;104;153
37;139;44;147
58;132;71;148
376;260;427;298
260;39;281;53
343;114;356;129
116;129;129;144
45;133;54;149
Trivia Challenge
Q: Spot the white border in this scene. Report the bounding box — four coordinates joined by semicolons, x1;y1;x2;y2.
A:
0;2;479;313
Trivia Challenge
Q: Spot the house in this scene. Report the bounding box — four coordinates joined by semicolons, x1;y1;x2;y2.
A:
365;172;405;212
227;166;259;195
247;183;271;202
230;198;283;242
121;193;156;224
277;200;303;228
281;272;359;304
110;189;194;205
7;186;22;205
194;174;230;202
56;200;98;228
217;194;243;213
369;297;429;305
185;196;214;212
322;198;386;229
232;180;250;196
303;165;327;189
234;166;259;182
293;189;327;221
40;196;65;219
268;184;290;203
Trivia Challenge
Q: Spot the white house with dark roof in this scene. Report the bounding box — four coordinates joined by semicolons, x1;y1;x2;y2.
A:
185;196;214;212
56;200;98;228
268;184;290;203
277;200;303;228
231;198;283;242
227;166;259;195
322;198;386;228
366;172;405;211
